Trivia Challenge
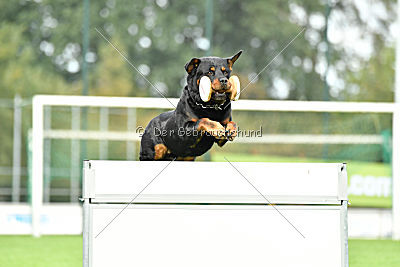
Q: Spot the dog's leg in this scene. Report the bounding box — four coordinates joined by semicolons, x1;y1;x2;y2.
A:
154;144;168;160
139;131;156;160
197;118;226;140
225;121;237;141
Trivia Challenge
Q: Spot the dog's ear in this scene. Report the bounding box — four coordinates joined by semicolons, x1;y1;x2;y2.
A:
227;50;242;69
185;58;201;74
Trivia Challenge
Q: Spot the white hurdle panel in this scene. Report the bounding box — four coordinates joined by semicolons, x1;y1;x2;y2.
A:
82;161;348;267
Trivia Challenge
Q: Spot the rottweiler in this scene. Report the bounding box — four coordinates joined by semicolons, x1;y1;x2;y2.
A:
139;51;242;161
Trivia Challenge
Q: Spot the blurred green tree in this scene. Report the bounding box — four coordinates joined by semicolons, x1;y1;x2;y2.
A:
0;0;397;167
92;36;134;96
345;46;394;102
0;0;396;100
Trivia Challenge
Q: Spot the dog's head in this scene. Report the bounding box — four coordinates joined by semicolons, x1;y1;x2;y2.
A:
185;50;242;104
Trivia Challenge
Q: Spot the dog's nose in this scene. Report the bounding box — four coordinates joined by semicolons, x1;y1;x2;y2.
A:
219;77;228;85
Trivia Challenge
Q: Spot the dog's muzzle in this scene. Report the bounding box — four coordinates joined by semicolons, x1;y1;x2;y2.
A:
199;75;240;102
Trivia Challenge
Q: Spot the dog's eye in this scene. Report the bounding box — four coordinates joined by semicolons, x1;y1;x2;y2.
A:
223;70;228;76
208;71;214;75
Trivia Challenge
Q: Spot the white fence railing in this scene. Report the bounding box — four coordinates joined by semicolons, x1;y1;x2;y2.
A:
31;95;400;239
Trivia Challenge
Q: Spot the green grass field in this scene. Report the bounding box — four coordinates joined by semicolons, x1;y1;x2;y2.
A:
0;236;399;267
209;152;392;208
1;153;394;265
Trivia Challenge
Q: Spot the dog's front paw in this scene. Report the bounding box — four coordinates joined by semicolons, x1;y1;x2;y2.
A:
209;122;227;140
197;118;226;140
216;139;228;147
225;121;237;141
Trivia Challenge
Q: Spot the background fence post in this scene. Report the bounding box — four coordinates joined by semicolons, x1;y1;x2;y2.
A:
71;107;81;202
127;108;137;160
43;107;51;203
99;107;109;159
12;94;22;202
392;0;400;240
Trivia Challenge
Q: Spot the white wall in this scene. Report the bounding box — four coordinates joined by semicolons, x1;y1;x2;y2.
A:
0;204;392;238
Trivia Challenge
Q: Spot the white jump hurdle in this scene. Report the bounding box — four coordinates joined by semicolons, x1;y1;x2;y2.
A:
82;161;348;267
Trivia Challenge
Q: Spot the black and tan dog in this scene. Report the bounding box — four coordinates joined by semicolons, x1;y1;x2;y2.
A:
139;51;242;161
